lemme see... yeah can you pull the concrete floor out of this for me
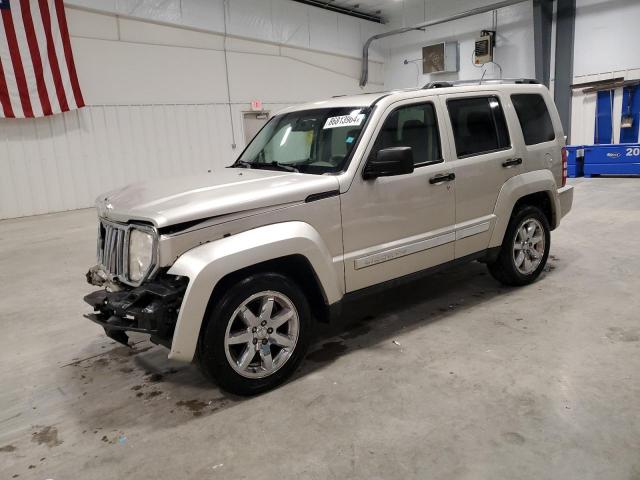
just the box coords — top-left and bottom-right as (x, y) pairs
(1, 178), (639, 480)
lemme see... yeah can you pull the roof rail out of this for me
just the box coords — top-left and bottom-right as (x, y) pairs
(423, 78), (540, 89)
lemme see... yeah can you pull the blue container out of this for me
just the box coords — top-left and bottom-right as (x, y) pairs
(565, 145), (582, 165)
(565, 145), (584, 177)
(567, 163), (583, 178)
(582, 144), (640, 177)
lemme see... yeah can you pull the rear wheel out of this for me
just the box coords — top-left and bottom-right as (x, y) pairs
(197, 272), (312, 395)
(488, 205), (550, 286)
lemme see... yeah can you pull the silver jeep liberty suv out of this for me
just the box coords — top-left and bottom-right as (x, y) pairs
(85, 79), (574, 395)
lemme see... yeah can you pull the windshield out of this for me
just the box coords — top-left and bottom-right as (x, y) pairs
(234, 107), (371, 174)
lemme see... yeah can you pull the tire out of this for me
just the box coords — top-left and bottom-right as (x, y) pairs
(197, 272), (312, 396)
(487, 205), (551, 287)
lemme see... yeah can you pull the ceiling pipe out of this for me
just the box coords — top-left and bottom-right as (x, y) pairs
(359, 0), (529, 87)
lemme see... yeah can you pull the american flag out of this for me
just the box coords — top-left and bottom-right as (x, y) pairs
(0, 0), (84, 118)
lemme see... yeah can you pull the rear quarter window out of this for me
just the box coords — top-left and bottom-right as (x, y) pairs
(511, 94), (556, 145)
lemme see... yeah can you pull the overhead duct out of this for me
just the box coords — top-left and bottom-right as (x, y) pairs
(359, 0), (529, 87)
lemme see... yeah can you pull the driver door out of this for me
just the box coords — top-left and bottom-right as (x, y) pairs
(340, 98), (456, 292)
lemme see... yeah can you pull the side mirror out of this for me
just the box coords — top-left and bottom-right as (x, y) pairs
(363, 147), (414, 180)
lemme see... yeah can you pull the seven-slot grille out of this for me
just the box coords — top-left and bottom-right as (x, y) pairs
(98, 220), (128, 278)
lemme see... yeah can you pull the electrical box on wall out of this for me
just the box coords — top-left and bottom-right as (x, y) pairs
(474, 30), (495, 65)
(422, 42), (459, 74)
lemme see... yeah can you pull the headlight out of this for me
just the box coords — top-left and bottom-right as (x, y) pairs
(128, 228), (155, 282)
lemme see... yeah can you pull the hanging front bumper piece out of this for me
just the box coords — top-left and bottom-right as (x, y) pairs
(83, 271), (188, 348)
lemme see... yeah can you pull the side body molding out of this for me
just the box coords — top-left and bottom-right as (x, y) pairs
(489, 169), (561, 248)
(167, 221), (342, 362)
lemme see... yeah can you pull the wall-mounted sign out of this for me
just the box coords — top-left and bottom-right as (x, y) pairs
(250, 100), (263, 111)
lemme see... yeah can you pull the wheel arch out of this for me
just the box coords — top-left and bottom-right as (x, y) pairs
(489, 170), (561, 248)
(166, 221), (343, 362)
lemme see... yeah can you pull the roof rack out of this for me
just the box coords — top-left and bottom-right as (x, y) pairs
(423, 78), (540, 89)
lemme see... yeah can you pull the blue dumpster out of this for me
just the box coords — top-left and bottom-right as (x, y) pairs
(583, 144), (640, 177)
(565, 145), (583, 177)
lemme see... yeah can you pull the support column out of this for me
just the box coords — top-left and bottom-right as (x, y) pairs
(533, 0), (553, 87)
(554, 0), (576, 137)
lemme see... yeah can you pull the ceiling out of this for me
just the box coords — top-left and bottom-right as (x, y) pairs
(293, 0), (405, 23)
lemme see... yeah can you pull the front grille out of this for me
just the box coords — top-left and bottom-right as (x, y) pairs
(98, 220), (128, 279)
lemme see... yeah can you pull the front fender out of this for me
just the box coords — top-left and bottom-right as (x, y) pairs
(166, 221), (342, 362)
(489, 170), (560, 248)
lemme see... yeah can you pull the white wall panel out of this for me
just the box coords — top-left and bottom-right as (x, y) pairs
(226, 51), (382, 104)
(271, 0), (310, 48)
(0, 105), (235, 219)
(180, 0), (225, 32)
(226, 0), (273, 42)
(64, 7), (119, 40)
(117, 17), (225, 50)
(65, 0), (381, 62)
(72, 37), (229, 105)
(574, 0), (640, 78)
(308, 7), (341, 55)
(116, 0), (182, 23)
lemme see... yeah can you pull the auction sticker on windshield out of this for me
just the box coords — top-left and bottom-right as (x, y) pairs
(324, 113), (365, 129)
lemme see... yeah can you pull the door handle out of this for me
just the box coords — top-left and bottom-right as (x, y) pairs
(502, 157), (523, 168)
(429, 173), (455, 184)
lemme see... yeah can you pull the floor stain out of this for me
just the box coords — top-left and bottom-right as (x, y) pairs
(606, 327), (640, 343)
(31, 426), (62, 448)
(340, 323), (372, 341)
(145, 390), (163, 400)
(0, 444), (16, 452)
(146, 373), (164, 383)
(91, 358), (110, 368)
(176, 400), (208, 416)
(306, 341), (349, 363)
(502, 431), (526, 445)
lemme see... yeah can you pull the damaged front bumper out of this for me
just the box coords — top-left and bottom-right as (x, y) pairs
(84, 273), (188, 348)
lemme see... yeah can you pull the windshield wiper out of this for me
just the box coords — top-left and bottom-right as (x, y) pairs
(230, 160), (253, 169)
(251, 161), (299, 173)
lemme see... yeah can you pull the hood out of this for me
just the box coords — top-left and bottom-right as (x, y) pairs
(97, 169), (340, 228)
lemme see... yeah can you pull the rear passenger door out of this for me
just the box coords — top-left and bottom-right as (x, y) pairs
(439, 92), (521, 258)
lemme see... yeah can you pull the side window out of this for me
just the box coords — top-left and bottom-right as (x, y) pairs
(511, 94), (556, 145)
(371, 103), (442, 166)
(447, 96), (510, 158)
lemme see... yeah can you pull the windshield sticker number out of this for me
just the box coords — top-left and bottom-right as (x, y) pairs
(324, 114), (365, 129)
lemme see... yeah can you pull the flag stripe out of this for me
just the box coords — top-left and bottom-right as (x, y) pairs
(48, 0), (75, 109)
(1, 7), (33, 117)
(37, 0), (68, 112)
(0, 56), (15, 117)
(54, 0), (83, 108)
(31, 2), (60, 113)
(11, 0), (43, 117)
(20, 0), (51, 115)
(0, 15), (24, 117)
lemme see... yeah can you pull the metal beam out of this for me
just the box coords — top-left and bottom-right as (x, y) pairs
(359, 0), (529, 87)
(533, 0), (553, 87)
(554, 0), (576, 137)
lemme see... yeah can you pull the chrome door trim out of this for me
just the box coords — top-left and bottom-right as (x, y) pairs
(455, 220), (491, 240)
(352, 215), (495, 270)
(354, 230), (455, 270)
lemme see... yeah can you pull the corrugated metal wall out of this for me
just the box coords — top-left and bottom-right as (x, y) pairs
(0, 104), (239, 219)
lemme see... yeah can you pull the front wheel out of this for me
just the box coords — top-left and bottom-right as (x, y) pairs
(197, 273), (312, 396)
(488, 205), (551, 286)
